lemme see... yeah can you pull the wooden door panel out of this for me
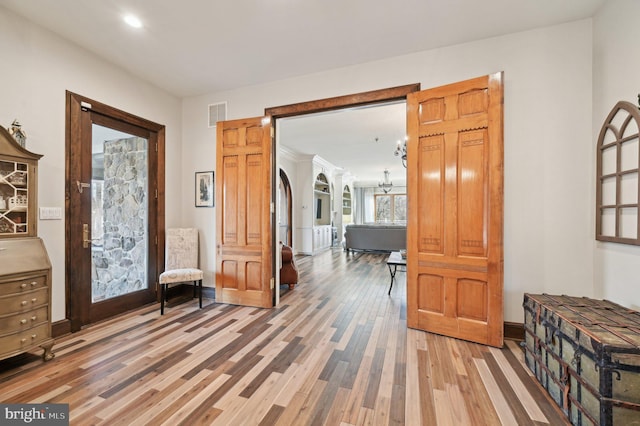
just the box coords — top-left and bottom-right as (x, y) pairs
(221, 260), (238, 289)
(222, 156), (239, 245)
(458, 88), (488, 116)
(418, 135), (444, 254)
(247, 153), (264, 246)
(457, 278), (488, 321)
(216, 117), (273, 308)
(407, 73), (503, 347)
(246, 262), (262, 291)
(417, 274), (444, 313)
(457, 129), (488, 257)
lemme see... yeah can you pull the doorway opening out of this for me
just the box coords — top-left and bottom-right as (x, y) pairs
(279, 168), (292, 247)
(267, 84), (419, 294)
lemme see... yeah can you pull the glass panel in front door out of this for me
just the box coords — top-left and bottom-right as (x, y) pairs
(91, 123), (149, 303)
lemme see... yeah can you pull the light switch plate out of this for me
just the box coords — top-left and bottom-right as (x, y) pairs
(39, 207), (62, 220)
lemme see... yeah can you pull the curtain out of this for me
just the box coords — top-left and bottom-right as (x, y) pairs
(354, 187), (375, 224)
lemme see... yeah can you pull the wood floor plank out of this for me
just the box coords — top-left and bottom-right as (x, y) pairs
(272, 335), (334, 408)
(490, 346), (549, 423)
(390, 312), (407, 426)
(474, 357), (520, 426)
(257, 404), (285, 426)
(500, 343), (570, 426)
(417, 348), (438, 425)
(308, 360), (349, 425)
(482, 350), (537, 426)
(453, 339), (501, 423)
(158, 372), (231, 426)
(339, 353), (373, 424)
(119, 369), (211, 425)
(404, 328), (423, 425)
(0, 250), (567, 426)
(324, 386), (351, 426)
(284, 376), (328, 425)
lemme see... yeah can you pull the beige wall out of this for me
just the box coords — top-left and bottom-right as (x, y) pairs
(182, 19), (594, 323)
(593, 0), (640, 310)
(0, 6), (183, 321)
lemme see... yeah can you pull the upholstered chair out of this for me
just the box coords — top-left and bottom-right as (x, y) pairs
(159, 228), (203, 314)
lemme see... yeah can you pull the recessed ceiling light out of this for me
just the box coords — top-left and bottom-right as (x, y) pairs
(123, 14), (143, 29)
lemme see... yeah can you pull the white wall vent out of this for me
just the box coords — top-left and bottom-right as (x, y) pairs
(208, 102), (227, 127)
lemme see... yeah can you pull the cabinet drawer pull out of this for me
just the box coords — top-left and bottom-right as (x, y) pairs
(21, 300), (28, 306)
(21, 338), (27, 343)
(31, 298), (37, 303)
(31, 334), (37, 339)
(20, 319), (27, 325)
(31, 281), (38, 287)
(20, 283), (27, 289)
(31, 316), (37, 321)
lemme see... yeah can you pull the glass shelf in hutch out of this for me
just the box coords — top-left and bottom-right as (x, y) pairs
(0, 161), (29, 234)
(0, 126), (41, 238)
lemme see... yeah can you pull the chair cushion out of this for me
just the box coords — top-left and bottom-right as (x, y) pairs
(159, 268), (203, 284)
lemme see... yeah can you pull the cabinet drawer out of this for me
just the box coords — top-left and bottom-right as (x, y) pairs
(0, 323), (50, 354)
(0, 288), (48, 315)
(0, 275), (47, 296)
(0, 306), (49, 335)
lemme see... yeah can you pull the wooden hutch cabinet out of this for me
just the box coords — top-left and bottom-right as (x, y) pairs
(0, 125), (54, 361)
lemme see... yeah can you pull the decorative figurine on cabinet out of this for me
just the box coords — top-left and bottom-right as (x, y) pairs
(8, 119), (27, 148)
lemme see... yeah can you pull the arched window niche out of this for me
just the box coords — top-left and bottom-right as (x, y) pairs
(596, 101), (640, 245)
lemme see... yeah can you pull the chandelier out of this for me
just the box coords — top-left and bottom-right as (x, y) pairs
(378, 169), (393, 193)
(394, 139), (407, 168)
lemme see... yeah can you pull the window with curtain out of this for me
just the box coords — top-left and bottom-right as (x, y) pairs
(375, 194), (406, 223)
(354, 186), (375, 224)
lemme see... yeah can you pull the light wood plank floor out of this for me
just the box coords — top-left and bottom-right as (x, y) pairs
(0, 249), (568, 425)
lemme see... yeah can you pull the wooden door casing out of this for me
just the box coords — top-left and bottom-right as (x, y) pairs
(216, 117), (273, 308)
(406, 73), (504, 347)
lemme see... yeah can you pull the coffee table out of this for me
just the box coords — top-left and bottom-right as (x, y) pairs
(386, 251), (406, 295)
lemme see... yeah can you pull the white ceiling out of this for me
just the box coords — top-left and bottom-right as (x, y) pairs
(278, 102), (408, 185)
(0, 0), (605, 184)
(0, 0), (604, 98)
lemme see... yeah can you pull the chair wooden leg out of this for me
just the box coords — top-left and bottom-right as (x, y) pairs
(198, 279), (203, 308)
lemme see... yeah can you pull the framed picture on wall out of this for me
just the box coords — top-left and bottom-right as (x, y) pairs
(195, 171), (214, 207)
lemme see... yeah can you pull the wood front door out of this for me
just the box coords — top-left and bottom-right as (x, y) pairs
(216, 116), (274, 308)
(406, 73), (504, 347)
(66, 92), (164, 331)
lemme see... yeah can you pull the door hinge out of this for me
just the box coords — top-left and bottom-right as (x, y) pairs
(270, 127), (274, 138)
(155, 142), (158, 152)
(155, 188), (158, 199)
(270, 278), (275, 289)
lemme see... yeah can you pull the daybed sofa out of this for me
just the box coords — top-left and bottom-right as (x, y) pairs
(344, 224), (406, 253)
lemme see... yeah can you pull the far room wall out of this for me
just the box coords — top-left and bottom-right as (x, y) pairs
(182, 19), (594, 323)
(592, 0), (640, 310)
